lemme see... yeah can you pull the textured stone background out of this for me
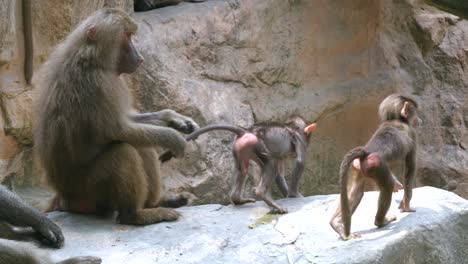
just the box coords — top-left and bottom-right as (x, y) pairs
(0, 0), (467, 207)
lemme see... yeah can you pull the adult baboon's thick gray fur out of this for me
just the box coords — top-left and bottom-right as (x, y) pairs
(34, 8), (198, 225)
(0, 185), (101, 264)
(0, 239), (101, 264)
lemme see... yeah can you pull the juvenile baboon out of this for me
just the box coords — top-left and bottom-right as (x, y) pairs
(134, 0), (205, 11)
(0, 185), (101, 264)
(329, 93), (421, 240)
(161, 116), (317, 213)
(34, 9), (198, 225)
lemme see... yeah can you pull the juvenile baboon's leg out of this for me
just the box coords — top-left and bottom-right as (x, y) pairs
(399, 151), (416, 212)
(255, 160), (287, 214)
(288, 143), (306, 198)
(230, 154), (255, 205)
(354, 158), (403, 192)
(275, 160), (289, 197)
(102, 144), (179, 225)
(371, 161), (398, 227)
(330, 169), (365, 239)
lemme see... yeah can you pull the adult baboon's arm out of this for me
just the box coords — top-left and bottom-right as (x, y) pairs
(129, 109), (198, 134)
(0, 186), (64, 248)
(114, 122), (187, 156)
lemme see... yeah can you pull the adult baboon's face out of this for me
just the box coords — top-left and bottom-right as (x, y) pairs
(118, 32), (144, 74)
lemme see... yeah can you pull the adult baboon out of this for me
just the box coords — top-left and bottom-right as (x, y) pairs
(0, 185), (101, 264)
(34, 8), (198, 225)
(0, 239), (101, 264)
(329, 93), (421, 240)
(161, 116), (317, 213)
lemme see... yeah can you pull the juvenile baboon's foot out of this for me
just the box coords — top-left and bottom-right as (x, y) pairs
(269, 206), (288, 214)
(118, 208), (180, 225)
(57, 256), (102, 264)
(287, 192), (303, 198)
(329, 218), (354, 240)
(232, 197), (256, 205)
(350, 232), (362, 239)
(398, 200), (416, 212)
(393, 181), (403, 192)
(375, 214), (397, 227)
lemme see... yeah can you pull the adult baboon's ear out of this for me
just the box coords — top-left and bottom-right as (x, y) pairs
(400, 101), (410, 119)
(86, 26), (97, 41)
(304, 123), (317, 135)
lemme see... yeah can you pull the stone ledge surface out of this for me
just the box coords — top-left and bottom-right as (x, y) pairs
(47, 187), (468, 264)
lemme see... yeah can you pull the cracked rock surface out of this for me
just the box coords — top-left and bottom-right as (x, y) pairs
(45, 187), (468, 264)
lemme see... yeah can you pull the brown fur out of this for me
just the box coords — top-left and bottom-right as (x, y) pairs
(34, 8), (197, 225)
(329, 93), (420, 240)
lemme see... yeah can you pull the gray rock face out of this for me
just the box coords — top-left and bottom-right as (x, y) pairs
(45, 187), (468, 264)
(0, 0), (467, 206)
(128, 0), (468, 204)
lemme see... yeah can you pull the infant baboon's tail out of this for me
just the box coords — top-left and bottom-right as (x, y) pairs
(159, 124), (247, 163)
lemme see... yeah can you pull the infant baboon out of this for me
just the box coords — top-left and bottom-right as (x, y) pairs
(330, 93), (420, 240)
(34, 9), (198, 225)
(161, 116), (317, 213)
(0, 185), (100, 264)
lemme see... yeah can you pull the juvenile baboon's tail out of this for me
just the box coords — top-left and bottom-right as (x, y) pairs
(159, 124), (247, 163)
(340, 147), (368, 238)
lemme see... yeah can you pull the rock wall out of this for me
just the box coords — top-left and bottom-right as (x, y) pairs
(0, 0), (467, 205)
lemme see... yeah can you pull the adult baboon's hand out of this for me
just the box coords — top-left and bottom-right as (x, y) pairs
(165, 130), (187, 157)
(167, 114), (199, 134)
(34, 219), (64, 248)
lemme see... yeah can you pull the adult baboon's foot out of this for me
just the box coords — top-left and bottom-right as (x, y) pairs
(119, 208), (180, 225)
(158, 193), (191, 208)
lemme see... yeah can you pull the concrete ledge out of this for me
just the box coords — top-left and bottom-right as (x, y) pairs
(47, 187), (468, 264)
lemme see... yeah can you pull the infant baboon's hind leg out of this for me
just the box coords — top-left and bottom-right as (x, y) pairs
(230, 154), (255, 205)
(255, 160), (287, 214)
(106, 144), (179, 225)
